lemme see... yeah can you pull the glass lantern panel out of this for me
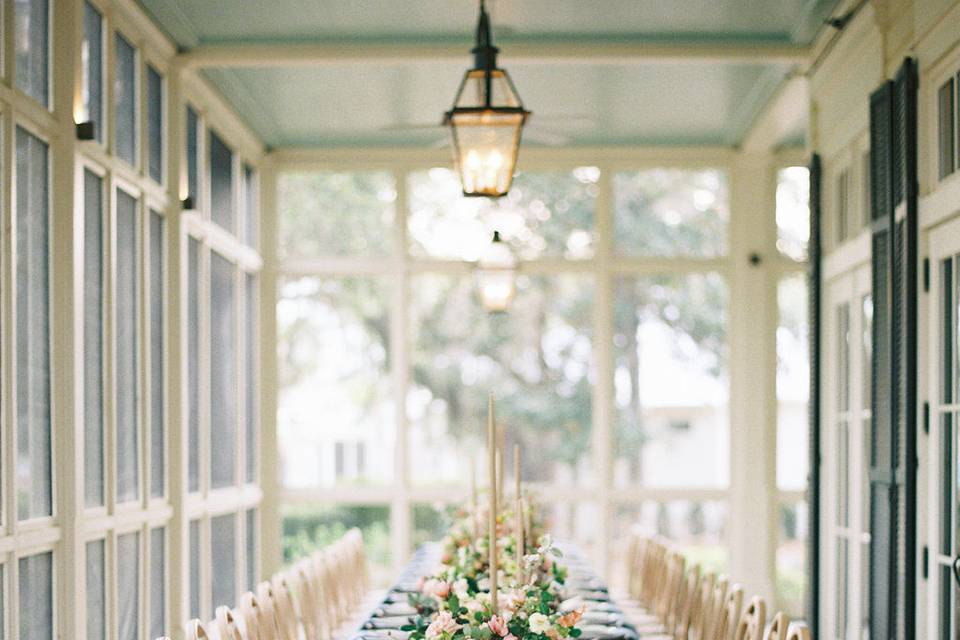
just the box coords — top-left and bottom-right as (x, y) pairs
(454, 69), (522, 109)
(450, 112), (524, 197)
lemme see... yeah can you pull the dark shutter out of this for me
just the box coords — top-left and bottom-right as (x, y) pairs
(806, 153), (822, 637)
(868, 58), (918, 640)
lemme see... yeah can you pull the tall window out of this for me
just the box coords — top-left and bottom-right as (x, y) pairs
(277, 166), (731, 582)
(775, 166), (811, 617)
(114, 33), (138, 166)
(81, 2), (104, 141)
(15, 0), (49, 107)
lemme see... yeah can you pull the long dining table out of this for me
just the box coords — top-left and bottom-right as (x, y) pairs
(349, 543), (642, 640)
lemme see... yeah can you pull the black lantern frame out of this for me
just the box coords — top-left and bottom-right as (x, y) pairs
(443, 0), (531, 198)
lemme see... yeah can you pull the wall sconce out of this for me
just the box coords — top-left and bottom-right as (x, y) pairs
(76, 121), (95, 141)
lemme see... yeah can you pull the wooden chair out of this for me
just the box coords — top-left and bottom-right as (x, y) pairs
(785, 623), (811, 640)
(689, 572), (718, 640)
(634, 549), (686, 634)
(733, 596), (766, 640)
(764, 612), (789, 640)
(185, 620), (212, 640)
(269, 575), (301, 640)
(295, 559), (325, 640)
(240, 591), (271, 640)
(216, 605), (248, 640)
(641, 563), (701, 640)
(711, 584), (742, 640)
(254, 582), (284, 640)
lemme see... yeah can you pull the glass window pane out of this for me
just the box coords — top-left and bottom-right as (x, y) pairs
(613, 500), (727, 585)
(116, 188), (139, 503)
(409, 274), (593, 487)
(189, 520), (201, 619)
(613, 273), (728, 488)
(542, 502), (602, 564)
(279, 171), (395, 259)
(16, 127), (51, 520)
(940, 80), (956, 180)
(209, 131), (234, 231)
(15, 0), (49, 107)
(614, 169), (728, 257)
(84, 169), (104, 507)
(0, 565), (4, 640)
(776, 167), (810, 261)
(186, 107), (199, 203)
(408, 167), (597, 260)
(211, 514), (236, 610)
(245, 274), (257, 484)
(245, 509), (256, 591)
(776, 274), (809, 490)
(114, 33), (137, 165)
(413, 503), (453, 549)
(278, 277), (393, 488)
(188, 237), (200, 493)
(117, 532), (139, 640)
(147, 66), (163, 183)
(18, 552), (52, 640)
(86, 540), (105, 640)
(150, 210), (164, 498)
(81, 2), (103, 141)
(776, 500), (807, 618)
(211, 253), (236, 488)
(282, 504), (390, 586)
(244, 165), (257, 247)
(150, 527), (165, 639)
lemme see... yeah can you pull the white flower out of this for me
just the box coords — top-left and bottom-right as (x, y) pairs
(426, 611), (461, 640)
(477, 577), (491, 592)
(529, 613), (551, 634)
(453, 578), (470, 598)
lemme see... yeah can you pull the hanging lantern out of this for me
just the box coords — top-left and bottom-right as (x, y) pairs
(476, 231), (516, 312)
(444, 0), (530, 198)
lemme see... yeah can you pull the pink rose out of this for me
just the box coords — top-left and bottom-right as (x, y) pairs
(426, 611), (461, 640)
(504, 635), (518, 640)
(488, 615), (509, 637)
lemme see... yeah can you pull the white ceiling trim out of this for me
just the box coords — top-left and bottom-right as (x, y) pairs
(178, 38), (811, 69)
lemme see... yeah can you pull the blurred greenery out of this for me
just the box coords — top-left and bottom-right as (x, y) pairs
(413, 503), (455, 548)
(282, 503), (391, 568)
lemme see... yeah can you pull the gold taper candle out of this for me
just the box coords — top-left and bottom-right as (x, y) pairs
(515, 497), (525, 584)
(496, 425), (505, 500)
(514, 444), (521, 501)
(487, 395), (498, 613)
(470, 455), (479, 542)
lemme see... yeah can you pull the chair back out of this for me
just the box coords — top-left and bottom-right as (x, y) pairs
(270, 575), (301, 640)
(185, 619), (211, 640)
(254, 582), (282, 640)
(295, 560), (324, 639)
(216, 605), (247, 640)
(764, 612), (789, 640)
(711, 584), (742, 640)
(785, 623), (811, 640)
(733, 596), (766, 640)
(688, 572), (716, 640)
(655, 550), (686, 623)
(671, 564), (701, 639)
(240, 591), (269, 640)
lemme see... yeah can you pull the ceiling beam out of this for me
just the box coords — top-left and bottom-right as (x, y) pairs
(178, 38), (811, 69)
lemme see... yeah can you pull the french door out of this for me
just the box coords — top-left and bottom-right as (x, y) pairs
(930, 214), (960, 639)
(825, 265), (872, 640)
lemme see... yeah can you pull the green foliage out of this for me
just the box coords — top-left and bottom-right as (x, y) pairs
(281, 504), (390, 566)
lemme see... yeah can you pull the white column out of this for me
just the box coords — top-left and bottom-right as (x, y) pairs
(53, 0), (83, 636)
(727, 151), (778, 604)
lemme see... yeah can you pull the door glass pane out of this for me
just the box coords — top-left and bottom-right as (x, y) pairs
(244, 165), (257, 247)
(150, 210), (164, 498)
(245, 509), (256, 590)
(278, 277), (393, 488)
(147, 65), (163, 183)
(942, 413), (953, 556)
(0, 565), (4, 640)
(211, 253), (236, 488)
(409, 274), (593, 487)
(19, 552), (53, 640)
(86, 540), (105, 640)
(408, 167), (596, 260)
(211, 513), (236, 610)
(16, 127), (51, 521)
(114, 33), (137, 165)
(209, 131), (234, 231)
(15, 0), (49, 107)
(245, 273), (257, 483)
(280, 171), (395, 259)
(613, 273), (728, 488)
(943, 258), (954, 404)
(835, 537), (849, 639)
(189, 520), (201, 619)
(186, 106), (199, 203)
(188, 237), (200, 493)
(84, 169), (104, 507)
(116, 188), (139, 503)
(117, 532), (139, 640)
(940, 79), (956, 180)
(941, 565), (954, 640)
(81, 2), (103, 141)
(614, 169), (728, 257)
(777, 274), (809, 490)
(150, 527), (165, 639)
